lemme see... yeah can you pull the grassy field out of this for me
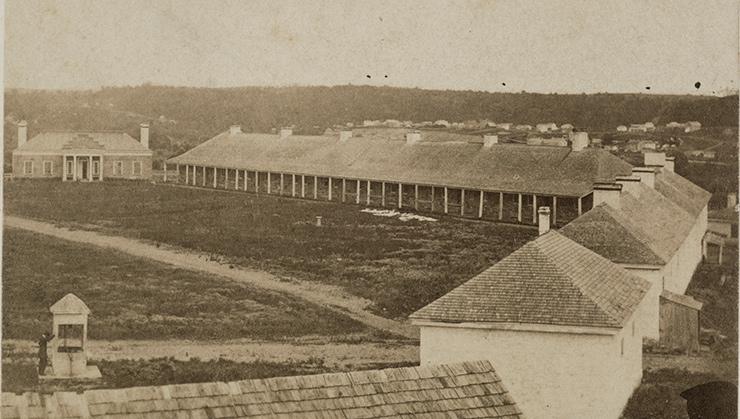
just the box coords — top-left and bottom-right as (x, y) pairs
(4, 180), (536, 318)
(2, 228), (367, 341)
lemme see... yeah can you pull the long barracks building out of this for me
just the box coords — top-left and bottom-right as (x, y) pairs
(167, 126), (636, 226)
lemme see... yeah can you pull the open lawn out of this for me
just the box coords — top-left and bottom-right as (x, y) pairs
(4, 180), (536, 318)
(2, 228), (367, 341)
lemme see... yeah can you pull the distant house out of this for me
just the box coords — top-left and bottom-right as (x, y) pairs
(535, 122), (558, 133)
(687, 149), (717, 160)
(383, 119), (403, 128)
(644, 122), (656, 131)
(496, 122), (513, 130)
(685, 121), (702, 133)
(666, 121), (685, 129)
(11, 121), (152, 181)
(433, 119), (450, 128)
(560, 123), (574, 132)
(412, 230), (650, 419)
(514, 124), (532, 131)
(629, 124), (649, 133)
(617, 125), (628, 132)
(625, 139), (657, 152)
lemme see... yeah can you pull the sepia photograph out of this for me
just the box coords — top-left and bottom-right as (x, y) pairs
(1, 0), (738, 417)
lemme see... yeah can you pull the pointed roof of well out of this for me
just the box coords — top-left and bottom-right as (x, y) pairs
(410, 231), (650, 329)
(49, 293), (91, 315)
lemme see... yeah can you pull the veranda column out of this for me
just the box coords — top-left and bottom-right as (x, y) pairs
(398, 183), (403, 208)
(313, 176), (318, 199)
(73, 156), (78, 181)
(342, 179), (346, 202)
(719, 243), (724, 265)
(267, 172), (271, 194)
(532, 195), (537, 224)
(224, 168), (229, 189)
(235, 169), (239, 190)
(62, 155), (68, 181)
(193, 166), (197, 185)
(301, 175), (305, 197)
(280, 173), (284, 195)
(552, 196), (558, 225)
(292, 174), (296, 196)
(498, 192), (504, 220)
(203, 167), (206, 187)
(99, 155), (104, 181)
(175, 164), (179, 184)
(381, 182), (386, 207)
(444, 187), (448, 214)
(328, 178), (333, 201)
(414, 185), (419, 210)
(366, 180), (371, 205)
(517, 193), (523, 222)
(431, 187), (435, 212)
(478, 191), (484, 219)
(577, 197), (582, 216)
(255, 171), (259, 192)
(213, 167), (217, 188)
(516, 194), (522, 223)
(89, 156), (93, 181)
(355, 180), (360, 204)
(460, 189), (465, 216)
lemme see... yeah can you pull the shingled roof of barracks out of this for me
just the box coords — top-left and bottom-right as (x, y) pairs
(166, 129), (633, 197)
(410, 231), (651, 328)
(1, 360), (523, 419)
(560, 171), (711, 266)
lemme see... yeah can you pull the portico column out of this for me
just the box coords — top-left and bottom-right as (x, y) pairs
(213, 167), (217, 188)
(225, 168), (229, 189)
(175, 164), (179, 183)
(532, 195), (537, 224)
(498, 192), (504, 220)
(398, 183), (403, 208)
(193, 166), (197, 185)
(517, 194), (523, 222)
(235, 170), (239, 190)
(414, 185), (419, 210)
(355, 180), (360, 204)
(292, 174), (296, 196)
(73, 156), (78, 181)
(431, 187), (435, 212)
(313, 176), (318, 199)
(444, 187), (448, 214)
(328, 178), (333, 201)
(381, 182), (386, 207)
(99, 156), (104, 181)
(342, 179), (346, 202)
(62, 155), (68, 181)
(577, 197), (583, 216)
(460, 189), (465, 216)
(203, 167), (206, 187)
(255, 171), (259, 192)
(301, 175), (305, 197)
(267, 172), (271, 194)
(478, 191), (484, 219)
(89, 156), (93, 181)
(163, 162), (167, 182)
(243, 170), (247, 191)
(366, 180), (371, 205)
(280, 173), (284, 195)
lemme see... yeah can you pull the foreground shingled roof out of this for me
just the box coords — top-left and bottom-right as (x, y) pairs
(2, 360), (522, 419)
(410, 231), (650, 329)
(166, 128), (633, 197)
(14, 132), (151, 154)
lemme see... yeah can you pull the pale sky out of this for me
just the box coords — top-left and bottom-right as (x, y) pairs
(4, 0), (739, 94)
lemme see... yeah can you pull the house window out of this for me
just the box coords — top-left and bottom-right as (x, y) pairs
(58, 324), (84, 353)
(92, 160), (100, 176)
(114, 161), (123, 175)
(133, 161), (142, 176)
(43, 161), (53, 176)
(23, 161), (33, 175)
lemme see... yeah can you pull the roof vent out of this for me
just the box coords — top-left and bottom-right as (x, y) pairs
(279, 128), (293, 140)
(570, 132), (589, 152)
(405, 131), (421, 145)
(615, 175), (641, 196)
(229, 125), (242, 135)
(632, 167), (656, 188)
(593, 182), (622, 209)
(17, 120), (28, 148)
(664, 156), (675, 172)
(538, 207), (551, 235)
(644, 152), (666, 168)
(483, 134), (498, 147)
(339, 130), (352, 142)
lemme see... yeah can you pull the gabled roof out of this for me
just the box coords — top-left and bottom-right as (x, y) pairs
(654, 169), (711, 217)
(660, 289), (703, 311)
(410, 231), (650, 329)
(49, 293), (90, 315)
(561, 180), (701, 266)
(14, 131), (151, 154)
(167, 129), (633, 196)
(559, 203), (665, 265)
(1, 360), (522, 419)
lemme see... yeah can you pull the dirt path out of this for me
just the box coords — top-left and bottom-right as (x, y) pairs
(4, 339), (419, 368)
(5, 216), (419, 340)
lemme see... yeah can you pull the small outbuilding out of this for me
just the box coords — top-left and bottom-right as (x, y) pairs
(659, 290), (703, 354)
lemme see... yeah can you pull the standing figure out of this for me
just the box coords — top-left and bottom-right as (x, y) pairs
(37, 332), (55, 375)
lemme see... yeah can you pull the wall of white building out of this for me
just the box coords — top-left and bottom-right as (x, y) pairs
(418, 317), (643, 419)
(664, 205), (708, 294)
(622, 267), (662, 340)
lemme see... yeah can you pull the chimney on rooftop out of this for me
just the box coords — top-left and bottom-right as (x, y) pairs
(229, 125), (242, 135)
(279, 128), (293, 140)
(615, 175), (641, 196)
(632, 167), (656, 188)
(644, 152), (666, 168)
(339, 130), (352, 142)
(139, 123), (149, 149)
(17, 120), (27, 148)
(570, 132), (589, 152)
(664, 156), (675, 172)
(483, 134), (499, 147)
(405, 131), (421, 145)
(538, 207), (551, 235)
(593, 182), (622, 209)
(727, 192), (737, 209)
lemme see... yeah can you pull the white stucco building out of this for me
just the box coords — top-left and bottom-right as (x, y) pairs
(560, 152), (710, 339)
(411, 230), (651, 419)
